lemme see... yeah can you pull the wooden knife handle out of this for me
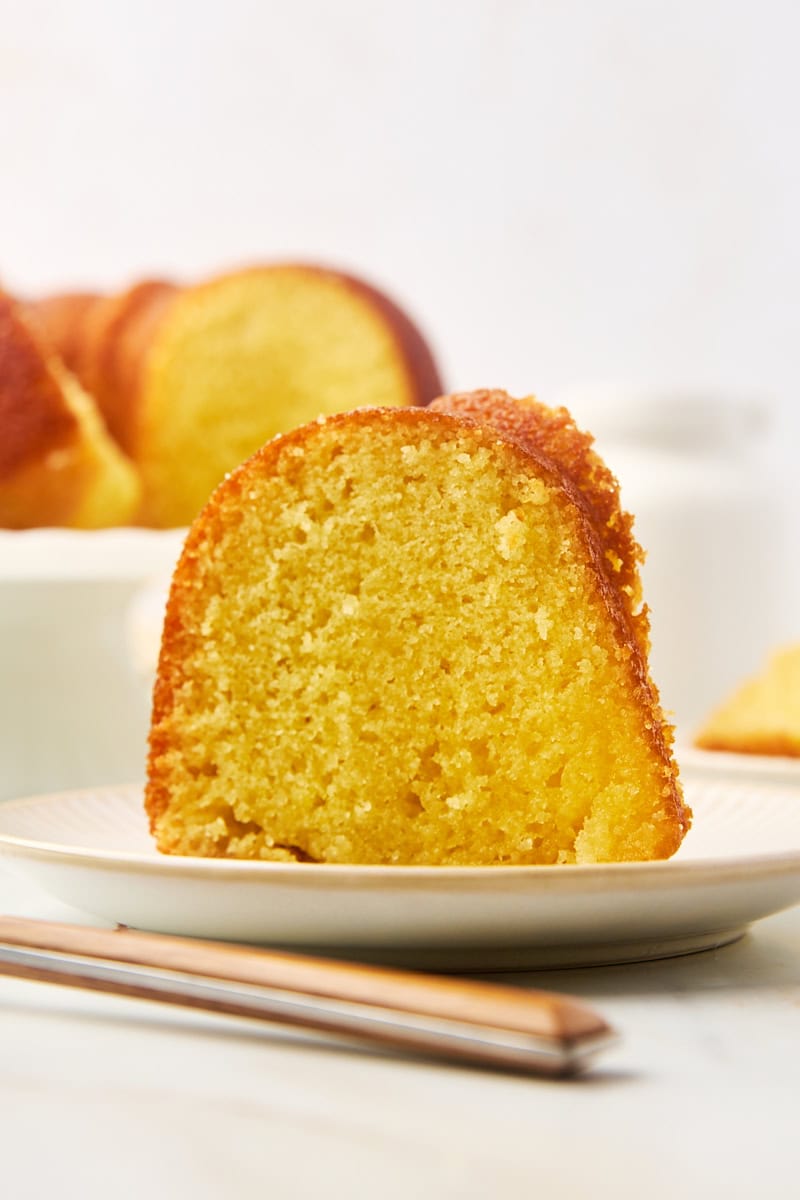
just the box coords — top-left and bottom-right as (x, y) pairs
(0, 915), (615, 1076)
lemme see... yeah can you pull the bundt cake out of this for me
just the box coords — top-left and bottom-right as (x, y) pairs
(0, 292), (141, 529)
(695, 643), (800, 757)
(146, 389), (689, 866)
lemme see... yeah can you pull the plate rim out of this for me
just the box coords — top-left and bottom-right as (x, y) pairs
(2, 784), (800, 894)
(0, 527), (187, 582)
(679, 745), (800, 776)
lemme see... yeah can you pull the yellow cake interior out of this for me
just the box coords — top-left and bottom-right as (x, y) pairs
(149, 411), (682, 865)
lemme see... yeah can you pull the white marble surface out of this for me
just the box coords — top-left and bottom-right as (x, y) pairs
(1, 860), (798, 1198)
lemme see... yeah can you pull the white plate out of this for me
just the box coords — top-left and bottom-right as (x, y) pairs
(679, 746), (800, 787)
(1, 777), (800, 971)
(0, 527), (186, 581)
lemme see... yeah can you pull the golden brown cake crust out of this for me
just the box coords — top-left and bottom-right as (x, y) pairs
(0, 291), (141, 528)
(430, 390), (648, 651)
(94, 280), (178, 453)
(26, 291), (102, 376)
(147, 396), (689, 853)
(0, 293), (77, 478)
(74, 280), (178, 453)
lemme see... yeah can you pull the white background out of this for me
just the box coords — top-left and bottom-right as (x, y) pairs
(2, 0), (797, 421)
(2, 0), (799, 720)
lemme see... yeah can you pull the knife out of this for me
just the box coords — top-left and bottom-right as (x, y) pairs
(0, 914), (615, 1077)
